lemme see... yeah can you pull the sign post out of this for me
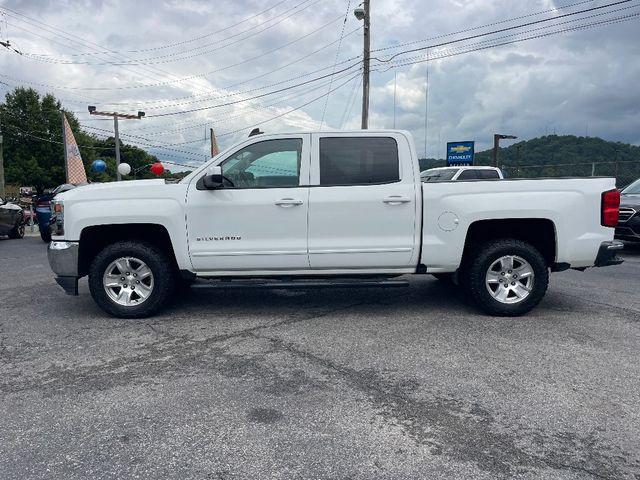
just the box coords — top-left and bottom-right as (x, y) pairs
(446, 141), (475, 166)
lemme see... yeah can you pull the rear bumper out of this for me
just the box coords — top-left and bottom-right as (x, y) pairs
(48, 241), (79, 296)
(594, 240), (624, 267)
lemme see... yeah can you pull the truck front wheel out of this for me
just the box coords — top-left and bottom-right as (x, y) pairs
(88, 241), (175, 318)
(463, 239), (549, 316)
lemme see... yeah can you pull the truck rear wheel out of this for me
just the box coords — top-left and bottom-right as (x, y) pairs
(88, 241), (175, 318)
(463, 239), (548, 316)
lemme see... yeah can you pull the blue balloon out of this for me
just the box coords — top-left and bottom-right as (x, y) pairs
(92, 159), (107, 172)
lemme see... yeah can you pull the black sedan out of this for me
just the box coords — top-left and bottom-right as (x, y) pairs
(0, 198), (25, 239)
(616, 178), (640, 243)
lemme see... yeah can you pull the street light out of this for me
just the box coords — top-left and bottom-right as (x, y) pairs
(354, 1), (370, 129)
(88, 106), (145, 181)
(492, 134), (517, 167)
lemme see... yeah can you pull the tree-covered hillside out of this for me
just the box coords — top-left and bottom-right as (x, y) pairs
(420, 135), (640, 187)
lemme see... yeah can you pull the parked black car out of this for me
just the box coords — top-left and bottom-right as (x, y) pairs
(0, 198), (25, 239)
(615, 178), (640, 243)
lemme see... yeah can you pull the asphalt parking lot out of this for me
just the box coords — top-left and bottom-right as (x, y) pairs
(1, 236), (639, 479)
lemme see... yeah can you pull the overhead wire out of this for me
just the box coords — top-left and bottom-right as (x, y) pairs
(319, 0), (352, 128)
(371, 0), (598, 53)
(374, 6), (640, 68)
(372, 12), (640, 72)
(339, 69), (362, 128)
(11, 0), (324, 66)
(136, 69), (362, 138)
(10, 0), (292, 55)
(0, 2), (363, 133)
(371, 0), (634, 64)
(3, 0), (637, 163)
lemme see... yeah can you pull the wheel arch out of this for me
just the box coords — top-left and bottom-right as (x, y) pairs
(78, 223), (178, 277)
(462, 218), (557, 267)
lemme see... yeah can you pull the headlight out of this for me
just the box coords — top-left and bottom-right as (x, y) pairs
(51, 199), (64, 236)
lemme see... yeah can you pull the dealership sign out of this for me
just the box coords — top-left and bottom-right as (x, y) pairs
(446, 141), (475, 166)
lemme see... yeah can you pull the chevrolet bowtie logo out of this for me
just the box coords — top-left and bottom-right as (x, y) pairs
(451, 145), (471, 153)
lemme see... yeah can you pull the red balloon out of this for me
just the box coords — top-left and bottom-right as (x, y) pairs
(151, 162), (164, 176)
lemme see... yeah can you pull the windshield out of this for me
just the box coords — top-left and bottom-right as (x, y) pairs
(421, 168), (457, 182)
(622, 178), (640, 194)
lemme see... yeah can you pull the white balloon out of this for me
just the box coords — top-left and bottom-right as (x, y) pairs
(117, 163), (131, 176)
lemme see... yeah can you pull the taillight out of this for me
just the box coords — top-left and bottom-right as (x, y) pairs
(601, 189), (620, 227)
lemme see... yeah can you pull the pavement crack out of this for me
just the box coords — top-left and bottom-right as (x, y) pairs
(0, 300), (369, 396)
(257, 335), (635, 479)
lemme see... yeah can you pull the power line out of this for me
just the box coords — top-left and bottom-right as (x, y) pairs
(11, 0), (292, 56)
(375, 7), (640, 68)
(143, 61), (363, 118)
(141, 2), (636, 119)
(319, 0), (352, 128)
(339, 70), (362, 128)
(371, 0), (598, 54)
(2, 113), (204, 158)
(134, 70), (360, 139)
(372, 12), (640, 72)
(85, 70), (361, 147)
(0, 8), (197, 94)
(213, 72), (361, 139)
(10, 0), (324, 66)
(371, 0), (634, 64)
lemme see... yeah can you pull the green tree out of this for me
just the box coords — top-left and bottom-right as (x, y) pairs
(0, 87), (93, 189)
(0, 86), (180, 188)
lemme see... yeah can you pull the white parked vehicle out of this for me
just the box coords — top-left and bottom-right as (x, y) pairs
(48, 130), (623, 318)
(421, 166), (504, 182)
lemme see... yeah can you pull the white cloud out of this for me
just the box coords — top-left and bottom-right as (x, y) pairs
(0, 0), (638, 165)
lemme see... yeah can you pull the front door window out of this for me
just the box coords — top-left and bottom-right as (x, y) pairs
(222, 138), (302, 188)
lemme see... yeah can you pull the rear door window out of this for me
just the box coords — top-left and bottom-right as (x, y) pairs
(319, 137), (399, 186)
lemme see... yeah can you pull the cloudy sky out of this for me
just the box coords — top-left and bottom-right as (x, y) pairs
(1, 0), (639, 168)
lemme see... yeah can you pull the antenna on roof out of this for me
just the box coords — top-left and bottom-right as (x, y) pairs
(248, 128), (264, 137)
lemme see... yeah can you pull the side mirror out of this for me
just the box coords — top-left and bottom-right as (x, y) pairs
(200, 166), (224, 190)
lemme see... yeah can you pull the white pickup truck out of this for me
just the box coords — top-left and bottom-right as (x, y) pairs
(48, 130), (623, 318)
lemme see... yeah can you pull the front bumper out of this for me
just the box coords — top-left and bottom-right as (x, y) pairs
(594, 240), (624, 267)
(48, 241), (79, 295)
(615, 210), (640, 242)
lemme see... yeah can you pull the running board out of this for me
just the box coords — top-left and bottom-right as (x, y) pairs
(191, 278), (409, 290)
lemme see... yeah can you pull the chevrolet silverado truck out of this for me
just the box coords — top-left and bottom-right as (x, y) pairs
(48, 130), (623, 318)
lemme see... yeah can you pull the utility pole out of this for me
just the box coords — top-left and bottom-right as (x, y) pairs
(492, 133), (517, 167)
(354, 0), (370, 129)
(0, 117), (5, 199)
(88, 106), (144, 181)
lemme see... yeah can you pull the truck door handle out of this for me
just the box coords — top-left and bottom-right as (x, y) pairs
(275, 198), (303, 207)
(383, 195), (411, 205)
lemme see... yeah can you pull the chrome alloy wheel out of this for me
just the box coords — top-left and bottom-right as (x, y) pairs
(485, 255), (534, 304)
(103, 256), (154, 306)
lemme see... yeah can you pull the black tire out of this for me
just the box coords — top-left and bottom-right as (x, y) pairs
(8, 222), (25, 239)
(462, 239), (549, 316)
(88, 241), (175, 318)
(40, 228), (51, 243)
